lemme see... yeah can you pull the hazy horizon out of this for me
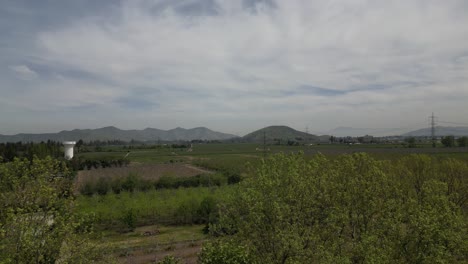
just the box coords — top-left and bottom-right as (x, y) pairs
(1, 0), (468, 135)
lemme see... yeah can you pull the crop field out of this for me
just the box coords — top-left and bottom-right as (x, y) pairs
(77, 143), (468, 164)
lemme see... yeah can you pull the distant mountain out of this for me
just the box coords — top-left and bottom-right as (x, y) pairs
(0, 126), (238, 143)
(242, 126), (329, 143)
(324, 127), (411, 137)
(401, 126), (468, 137)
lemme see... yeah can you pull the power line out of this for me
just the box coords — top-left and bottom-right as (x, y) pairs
(438, 121), (468, 126)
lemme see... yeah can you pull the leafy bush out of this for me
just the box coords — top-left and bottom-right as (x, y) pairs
(122, 172), (139, 192)
(95, 177), (110, 195)
(211, 153), (468, 263)
(198, 240), (254, 264)
(121, 208), (137, 231)
(0, 157), (105, 263)
(157, 255), (182, 264)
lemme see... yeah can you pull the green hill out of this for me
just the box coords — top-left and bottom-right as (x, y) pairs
(242, 126), (328, 143)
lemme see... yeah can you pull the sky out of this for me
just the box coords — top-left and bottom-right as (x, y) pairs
(1, 0), (468, 136)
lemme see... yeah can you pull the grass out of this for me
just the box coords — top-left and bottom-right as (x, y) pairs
(100, 224), (207, 251)
(76, 186), (232, 228)
(92, 224), (207, 263)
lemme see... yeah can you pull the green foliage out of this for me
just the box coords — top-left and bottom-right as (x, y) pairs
(405, 137), (417, 148)
(122, 172), (139, 192)
(441, 135), (456, 147)
(193, 155), (257, 185)
(198, 196), (218, 225)
(80, 172), (228, 196)
(0, 141), (62, 162)
(0, 157), (107, 263)
(76, 187), (230, 229)
(457, 136), (468, 147)
(402, 180), (467, 263)
(121, 208), (137, 231)
(96, 176), (111, 195)
(157, 255), (182, 264)
(68, 156), (130, 171)
(198, 239), (254, 264)
(211, 153), (468, 263)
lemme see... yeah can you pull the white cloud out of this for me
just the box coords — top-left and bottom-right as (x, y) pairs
(1, 0), (468, 134)
(9, 65), (38, 80)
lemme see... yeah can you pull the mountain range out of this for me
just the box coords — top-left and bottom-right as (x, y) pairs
(0, 126), (237, 143)
(320, 126), (468, 137)
(401, 126), (468, 137)
(321, 127), (413, 137)
(1, 125), (467, 143)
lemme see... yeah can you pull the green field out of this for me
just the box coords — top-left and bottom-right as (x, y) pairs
(76, 142), (468, 166)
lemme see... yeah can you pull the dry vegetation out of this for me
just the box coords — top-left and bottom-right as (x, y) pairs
(74, 163), (211, 192)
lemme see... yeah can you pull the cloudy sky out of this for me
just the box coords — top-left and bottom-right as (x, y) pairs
(1, 0), (467, 136)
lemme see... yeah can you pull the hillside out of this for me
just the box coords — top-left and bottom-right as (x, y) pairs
(242, 126), (328, 143)
(402, 126), (468, 137)
(0, 126), (237, 143)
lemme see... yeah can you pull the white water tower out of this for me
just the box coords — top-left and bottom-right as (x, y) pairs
(63, 141), (76, 160)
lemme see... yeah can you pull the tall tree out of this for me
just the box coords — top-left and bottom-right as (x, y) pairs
(441, 135), (456, 147)
(0, 157), (106, 263)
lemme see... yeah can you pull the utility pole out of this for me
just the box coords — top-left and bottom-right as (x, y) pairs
(430, 112), (436, 148)
(263, 130), (266, 158)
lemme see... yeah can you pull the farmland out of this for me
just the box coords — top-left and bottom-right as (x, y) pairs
(68, 142), (468, 263)
(2, 141), (467, 263)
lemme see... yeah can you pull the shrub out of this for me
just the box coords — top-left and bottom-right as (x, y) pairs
(157, 255), (182, 264)
(198, 240), (253, 264)
(95, 177), (110, 195)
(111, 177), (123, 194)
(122, 172), (140, 192)
(156, 176), (177, 189)
(80, 181), (95, 196)
(121, 208), (137, 231)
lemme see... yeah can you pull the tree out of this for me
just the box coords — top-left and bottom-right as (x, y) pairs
(457, 136), (468, 147)
(405, 137), (417, 148)
(75, 139), (84, 153)
(207, 153), (467, 263)
(0, 157), (107, 263)
(441, 135), (456, 147)
(198, 240), (253, 264)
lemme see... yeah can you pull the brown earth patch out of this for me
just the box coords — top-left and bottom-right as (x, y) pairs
(118, 241), (202, 264)
(74, 163), (212, 192)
